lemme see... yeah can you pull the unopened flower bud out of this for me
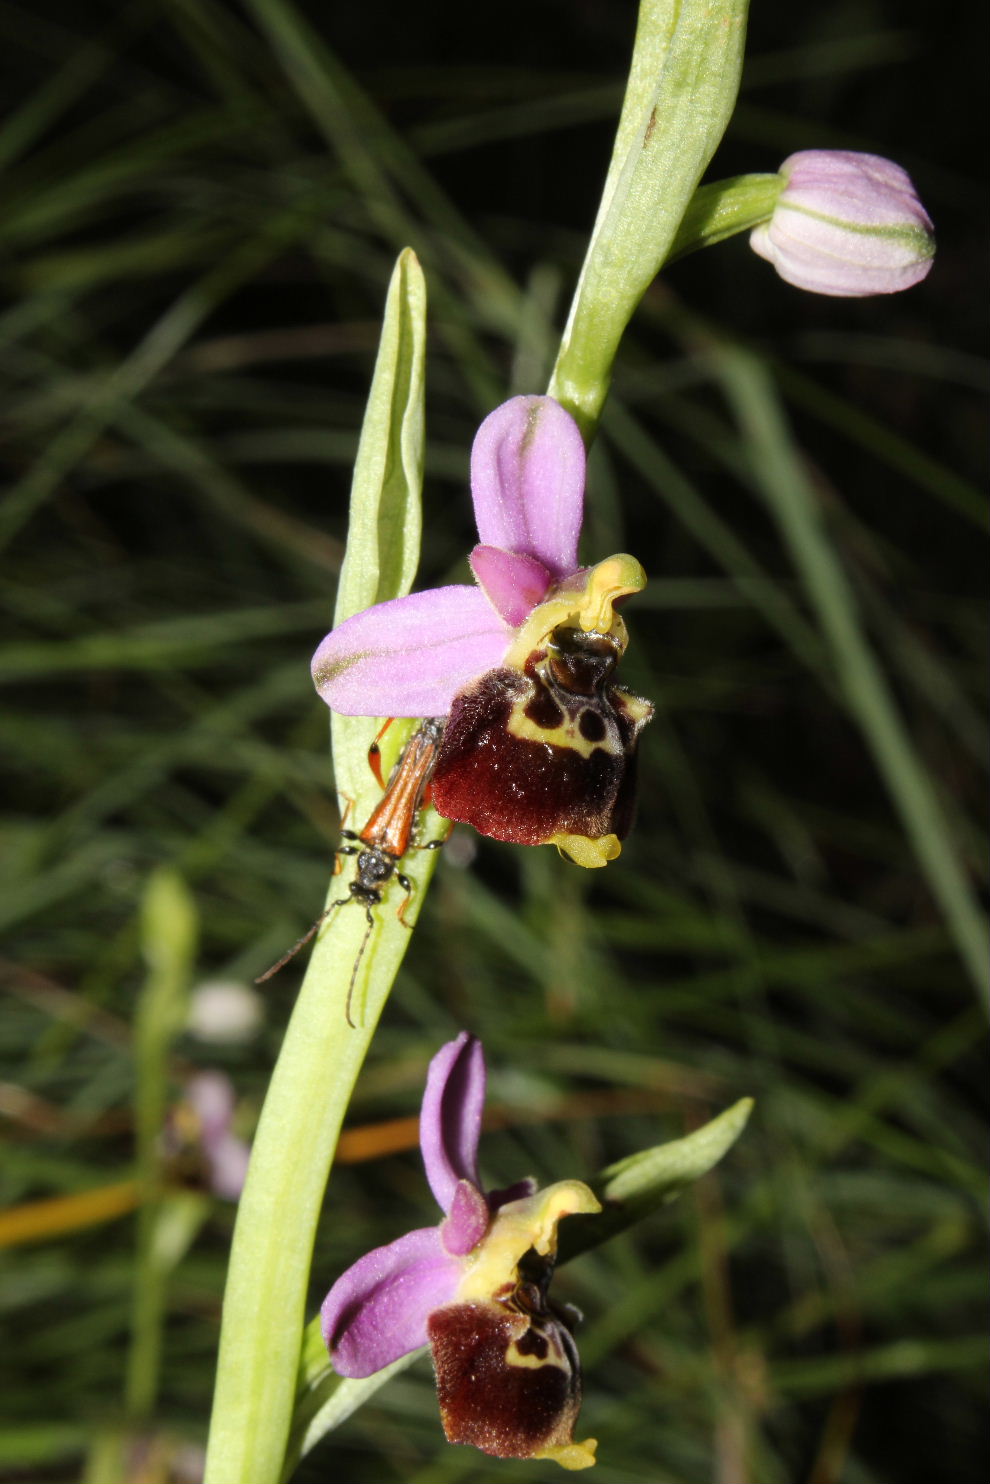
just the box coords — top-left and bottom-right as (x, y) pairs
(750, 150), (934, 297)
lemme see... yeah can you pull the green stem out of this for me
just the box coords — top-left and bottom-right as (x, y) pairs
(665, 173), (782, 262)
(204, 248), (433, 1484)
(548, 0), (750, 440)
(202, 835), (443, 1484)
(125, 869), (197, 1423)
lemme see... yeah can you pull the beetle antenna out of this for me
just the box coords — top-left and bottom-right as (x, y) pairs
(344, 908), (377, 1028)
(254, 899), (344, 984)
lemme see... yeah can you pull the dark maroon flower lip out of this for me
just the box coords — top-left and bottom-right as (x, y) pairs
(428, 1285), (584, 1463)
(430, 624), (653, 854)
(320, 1033), (600, 1467)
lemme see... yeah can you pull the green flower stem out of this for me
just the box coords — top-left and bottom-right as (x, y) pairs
(665, 173), (783, 262)
(125, 869), (197, 1423)
(203, 250), (431, 1484)
(548, 0), (749, 440)
(282, 1346), (422, 1482)
(202, 850), (443, 1484)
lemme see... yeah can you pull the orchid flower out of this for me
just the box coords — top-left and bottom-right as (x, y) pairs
(167, 1071), (251, 1200)
(321, 1032), (601, 1470)
(750, 150), (935, 297)
(313, 396), (653, 867)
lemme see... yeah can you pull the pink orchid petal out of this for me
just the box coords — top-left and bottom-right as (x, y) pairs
(441, 1179), (490, 1256)
(311, 587), (509, 717)
(420, 1032), (486, 1212)
(322, 1226), (460, 1377)
(471, 396), (585, 579)
(469, 545), (552, 626)
(777, 150), (933, 231)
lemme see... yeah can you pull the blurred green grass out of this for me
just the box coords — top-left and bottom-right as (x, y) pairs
(1, 2), (985, 1482)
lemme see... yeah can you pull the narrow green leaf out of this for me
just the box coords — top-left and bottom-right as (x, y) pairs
(202, 251), (431, 1484)
(0, 207), (310, 556)
(332, 248), (426, 625)
(716, 348), (989, 1012)
(331, 246), (427, 806)
(127, 869), (198, 1422)
(0, 1424), (88, 1468)
(548, 0), (750, 437)
(139, 866), (198, 990)
(600, 1096), (755, 1201)
(560, 1097), (754, 1260)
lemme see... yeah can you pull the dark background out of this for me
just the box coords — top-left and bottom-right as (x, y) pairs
(1, 3), (986, 1482)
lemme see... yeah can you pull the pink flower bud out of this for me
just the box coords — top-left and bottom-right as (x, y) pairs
(750, 150), (935, 297)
